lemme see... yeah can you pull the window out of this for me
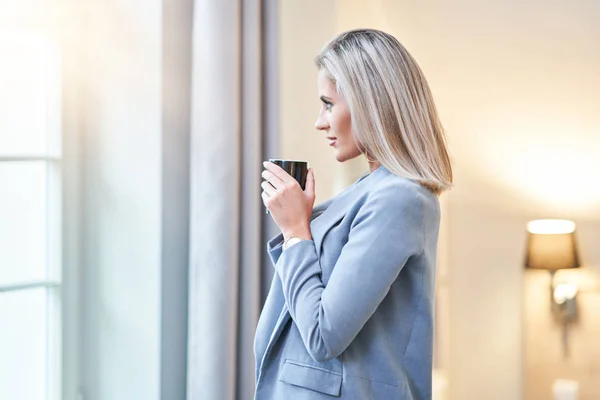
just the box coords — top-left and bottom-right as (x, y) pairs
(0, 32), (63, 400)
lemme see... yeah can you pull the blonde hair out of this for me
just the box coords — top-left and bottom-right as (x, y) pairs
(315, 29), (453, 194)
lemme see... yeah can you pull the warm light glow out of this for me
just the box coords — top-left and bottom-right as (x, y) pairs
(526, 219), (576, 234)
(448, 108), (600, 217)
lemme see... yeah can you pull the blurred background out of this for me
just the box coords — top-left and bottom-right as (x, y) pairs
(1, 0), (599, 399)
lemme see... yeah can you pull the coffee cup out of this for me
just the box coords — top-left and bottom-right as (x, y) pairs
(264, 159), (309, 214)
(268, 159), (309, 190)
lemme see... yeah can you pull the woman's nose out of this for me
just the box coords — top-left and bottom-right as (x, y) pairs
(315, 115), (329, 131)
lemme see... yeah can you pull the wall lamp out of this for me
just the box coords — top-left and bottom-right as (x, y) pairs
(524, 219), (581, 357)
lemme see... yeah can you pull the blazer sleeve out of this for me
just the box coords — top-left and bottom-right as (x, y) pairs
(267, 233), (284, 267)
(266, 201), (332, 268)
(274, 183), (426, 362)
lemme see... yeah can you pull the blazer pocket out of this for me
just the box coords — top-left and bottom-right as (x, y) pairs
(279, 359), (342, 397)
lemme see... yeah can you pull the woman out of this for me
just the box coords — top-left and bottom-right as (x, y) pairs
(255, 29), (452, 400)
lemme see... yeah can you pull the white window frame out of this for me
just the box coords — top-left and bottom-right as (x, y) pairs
(0, 33), (64, 400)
(0, 158), (63, 400)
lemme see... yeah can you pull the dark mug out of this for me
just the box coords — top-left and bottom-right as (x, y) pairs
(264, 159), (309, 214)
(268, 159), (309, 190)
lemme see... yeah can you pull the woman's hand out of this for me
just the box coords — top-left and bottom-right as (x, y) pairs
(261, 161), (315, 240)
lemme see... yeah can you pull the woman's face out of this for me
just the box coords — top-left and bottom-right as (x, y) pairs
(315, 70), (362, 163)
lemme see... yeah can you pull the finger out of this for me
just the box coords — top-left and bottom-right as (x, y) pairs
(263, 161), (293, 183)
(261, 170), (285, 189)
(261, 180), (277, 197)
(261, 191), (270, 208)
(305, 168), (315, 198)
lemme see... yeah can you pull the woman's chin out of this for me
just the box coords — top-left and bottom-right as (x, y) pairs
(334, 152), (347, 162)
(334, 150), (361, 163)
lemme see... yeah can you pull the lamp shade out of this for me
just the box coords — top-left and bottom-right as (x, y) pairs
(524, 219), (580, 270)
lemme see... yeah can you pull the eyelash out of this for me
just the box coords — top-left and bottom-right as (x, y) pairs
(323, 101), (333, 111)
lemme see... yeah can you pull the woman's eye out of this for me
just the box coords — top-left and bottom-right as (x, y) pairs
(320, 96), (333, 111)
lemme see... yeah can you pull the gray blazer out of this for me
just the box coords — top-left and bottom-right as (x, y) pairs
(254, 166), (440, 400)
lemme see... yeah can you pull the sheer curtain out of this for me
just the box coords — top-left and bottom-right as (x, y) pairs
(186, 0), (279, 399)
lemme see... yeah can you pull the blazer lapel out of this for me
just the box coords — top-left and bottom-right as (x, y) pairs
(311, 167), (385, 258)
(257, 283), (291, 375)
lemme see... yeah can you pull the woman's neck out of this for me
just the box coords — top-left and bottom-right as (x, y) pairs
(368, 161), (382, 173)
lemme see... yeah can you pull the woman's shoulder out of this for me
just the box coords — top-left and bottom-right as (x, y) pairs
(350, 170), (437, 246)
(367, 168), (437, 209)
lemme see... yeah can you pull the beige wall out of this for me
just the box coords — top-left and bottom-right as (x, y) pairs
(410, 1), (600, 399)
(525, 266), (600, 400)
(279, 0), (374, 203)
(279, 0), (337, 204)
(279, 1), (600, 399)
